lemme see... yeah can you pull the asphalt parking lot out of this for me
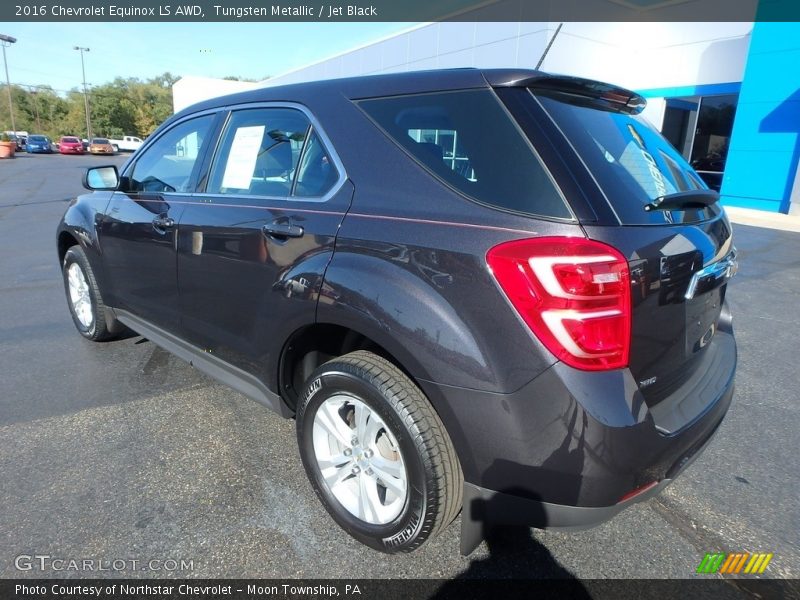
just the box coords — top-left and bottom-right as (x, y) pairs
(0, 152), (797, 580)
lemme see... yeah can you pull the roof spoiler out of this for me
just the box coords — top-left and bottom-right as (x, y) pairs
(485, 71), (647, 115)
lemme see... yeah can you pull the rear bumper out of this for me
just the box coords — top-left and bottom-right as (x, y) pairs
(460, 382), (727, 527)
(418, 329), (735, 550)
(463, 478), (668, 532)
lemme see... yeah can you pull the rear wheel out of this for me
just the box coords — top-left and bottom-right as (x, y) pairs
(296, 350), (463, 553)
(62, 245), (116, 341)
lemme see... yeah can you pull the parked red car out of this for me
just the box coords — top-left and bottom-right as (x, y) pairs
(59, 136), (84, 155)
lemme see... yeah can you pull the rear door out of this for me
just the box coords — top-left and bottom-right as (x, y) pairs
(176, 104), (352, 378)
(499, 84), (736, 429)
(99, 114), (216, 331)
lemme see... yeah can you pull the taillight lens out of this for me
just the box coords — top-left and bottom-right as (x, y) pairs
(486, 237), (631, 371)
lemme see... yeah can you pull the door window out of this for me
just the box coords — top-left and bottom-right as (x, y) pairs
(208, 108), (310, 197)
(129, 115), (215, 193)
(293, 132), (339, 197)
(207, 107), (340, 199)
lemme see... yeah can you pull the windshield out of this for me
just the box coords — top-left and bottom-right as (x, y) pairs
(29, 135), (46, 142)
(92, 138), (109, 144)
(63, 137), (79, 143)
(533, 90), (722, 225)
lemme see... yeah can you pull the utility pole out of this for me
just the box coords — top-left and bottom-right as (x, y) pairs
(73, 46), (92, 140)
(0, 33), (17, 136)
(30, 87), (41, 131)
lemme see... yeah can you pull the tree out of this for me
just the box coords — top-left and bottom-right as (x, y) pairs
(1, 72), (260, 139)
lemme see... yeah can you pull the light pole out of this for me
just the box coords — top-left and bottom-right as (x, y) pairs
(73, 46), (91, 140)
(0, 33), (17, 136)
(29, 87), (41, 131)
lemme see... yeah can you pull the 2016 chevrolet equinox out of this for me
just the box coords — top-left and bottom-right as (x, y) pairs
(57, 69), (737, 555)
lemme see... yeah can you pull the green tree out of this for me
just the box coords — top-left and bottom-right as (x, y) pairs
(2, 72), (260, 141)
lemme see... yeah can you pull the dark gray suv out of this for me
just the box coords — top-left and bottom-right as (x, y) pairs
(57, 68), (737, 554)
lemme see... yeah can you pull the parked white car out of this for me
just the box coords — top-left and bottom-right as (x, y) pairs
(108, 135), (144, 152)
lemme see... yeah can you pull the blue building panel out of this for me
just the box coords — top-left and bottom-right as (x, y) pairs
(722, 20), (800, 213)
(637, 82), (741, 99)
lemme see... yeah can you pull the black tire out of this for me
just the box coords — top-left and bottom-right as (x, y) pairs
(62, 245), (116, 341)
(296, 350), (463, 553)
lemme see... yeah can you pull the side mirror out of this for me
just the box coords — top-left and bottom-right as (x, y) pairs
(83, 165), (120, 191)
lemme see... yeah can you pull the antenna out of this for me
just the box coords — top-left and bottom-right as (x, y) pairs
(535, 23), (563, 70)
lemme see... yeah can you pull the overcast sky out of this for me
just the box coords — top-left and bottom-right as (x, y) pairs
(0, 22), (417, 93)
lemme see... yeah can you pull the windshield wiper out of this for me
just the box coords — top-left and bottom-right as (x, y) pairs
(644, 190), (719, 212)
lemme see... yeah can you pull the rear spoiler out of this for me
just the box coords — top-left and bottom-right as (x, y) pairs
(485, 71), (646, 115)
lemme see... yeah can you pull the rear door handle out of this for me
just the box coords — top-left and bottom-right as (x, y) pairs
(152, 216), (175, 230)
(262, 220), (304, 239)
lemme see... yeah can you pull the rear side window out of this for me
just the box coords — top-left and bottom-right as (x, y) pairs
(295, 132), (339, 197)
(358, 90), (571, 220)
(533, 91), (721, 225)
(207, 107), (340, 199)
(208, 108), (309, 197)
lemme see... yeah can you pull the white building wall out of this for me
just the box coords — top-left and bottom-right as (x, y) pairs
(173, 75), (258, 112)
(261, 22), (752, 95)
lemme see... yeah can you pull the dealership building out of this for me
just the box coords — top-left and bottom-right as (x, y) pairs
(173, 21), (800, 215)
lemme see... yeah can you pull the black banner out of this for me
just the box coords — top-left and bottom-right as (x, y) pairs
(2, 579), (798, 600)
(3, 0), (800, 23)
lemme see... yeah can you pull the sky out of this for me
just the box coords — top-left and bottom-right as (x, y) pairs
(0, 22), (417, 94)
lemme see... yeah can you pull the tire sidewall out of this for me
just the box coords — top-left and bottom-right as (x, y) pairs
(62, 248), (98, 339)
(298, 369), (429, 553)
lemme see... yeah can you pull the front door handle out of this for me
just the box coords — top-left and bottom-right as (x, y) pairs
(152, 215), (175, 230)
(262, 220), (304, 239)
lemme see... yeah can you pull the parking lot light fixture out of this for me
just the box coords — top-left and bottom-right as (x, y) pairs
(0, 33), (17, 137)
(73, 46), (92, 141)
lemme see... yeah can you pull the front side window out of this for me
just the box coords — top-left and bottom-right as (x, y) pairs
(358, 90), (570, 219)
(129, 115), (214, 193)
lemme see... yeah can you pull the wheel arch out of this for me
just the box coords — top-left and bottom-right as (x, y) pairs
(278, 322), (421, 414)
(57, 229), (80, 263)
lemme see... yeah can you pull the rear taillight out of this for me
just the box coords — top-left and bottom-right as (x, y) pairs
(486, 237), (631, 371)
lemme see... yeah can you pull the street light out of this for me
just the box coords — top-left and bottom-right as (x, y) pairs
(73, 46), (92, 140)
(0, 33), (17, 137)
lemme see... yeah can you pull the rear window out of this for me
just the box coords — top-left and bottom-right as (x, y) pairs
(533, 91), (721, 225)
(358, 90), (571, 220)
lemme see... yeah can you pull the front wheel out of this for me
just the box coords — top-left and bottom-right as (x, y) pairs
(296, 351), (463, 553)
(62, 245), (116, 341)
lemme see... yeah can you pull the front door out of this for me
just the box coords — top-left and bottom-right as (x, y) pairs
(100, 114), (216, 331)
(176, 106), (351, 380)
